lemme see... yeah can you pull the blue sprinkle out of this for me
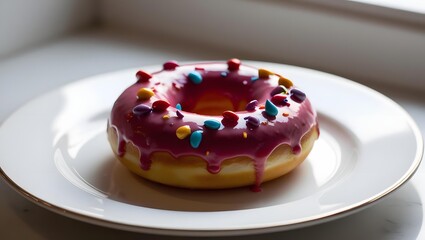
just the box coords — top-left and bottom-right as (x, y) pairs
(220, 71), (228, 77)
(265, 99), (278, 116)
(251, 76), (259, 82)
(204, 119), (221, 130)
(188, 71), (202, 84)
(176, 103), (182, 110)
(190, 130), (203, 148)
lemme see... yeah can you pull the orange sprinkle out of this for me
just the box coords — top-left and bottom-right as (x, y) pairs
(206, 151), (210, 156)
(243, 132), (248, 139)
(258, 68), (274, 79)
(261, 121), (268, 125)
(282, 112), (289, 117)
(259, 104), (265, 109)
(278, 76), (293, 88)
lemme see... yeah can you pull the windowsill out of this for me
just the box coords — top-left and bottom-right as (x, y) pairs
(290, 0), (425, 27)
(349, 0), (425, 15)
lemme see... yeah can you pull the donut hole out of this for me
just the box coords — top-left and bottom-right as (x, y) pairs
(165, 70), (272, 116)
(184, 92), (248, 115)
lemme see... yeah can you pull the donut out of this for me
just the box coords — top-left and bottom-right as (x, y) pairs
(107, 59), (319, 191)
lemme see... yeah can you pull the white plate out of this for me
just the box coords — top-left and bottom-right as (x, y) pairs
(0, 62), (422, 236)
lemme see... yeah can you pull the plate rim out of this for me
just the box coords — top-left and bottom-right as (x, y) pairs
(0, 61), (423, 236)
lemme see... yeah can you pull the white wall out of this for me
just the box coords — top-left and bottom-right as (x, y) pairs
(99, 0), (425, 91)
(0, 0), (97, 59)
(1, 0), (423, 91)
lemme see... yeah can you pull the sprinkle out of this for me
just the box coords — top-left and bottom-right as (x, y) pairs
(220, 71), (228, 77)
(243, 132), (248, 139)
(245, 100), (258, 111)
(176, 103), (182, 110)
(176, 110), (184, 119)
(190, 130), (203, 148)
(265, 100), (278, 116)
(137, 87), (154, 100)
(162, 115), (170, 120)
(270, 85), (288, 96)
(251, 76), (259, 82)
(163, 60), (179, 70)
(251, 76), (258, 82)
(258, 68), (274, 79)
(205, 151), (210, 156)
(227, 58), (241, 71)
(195, 66), (205, 71)
(282, 112), (289, 117)
(132, 104), (152, 116)
(152, 100), (170, 112)
(261, 121), (268, 125)
(188, 71), (203, 84)
(176, 125), (191, 139)
(271, 94), (288, 106)
(204, 119), (221, 130)
(290, 89), (306, 103)
(244, 116), (260, 128)
(259, 104), (265, 109)
(221, 111), (238, 128)
(278, 76), (293, 88)
(222, 111), (239, 122)
(136, 70), (152, 83)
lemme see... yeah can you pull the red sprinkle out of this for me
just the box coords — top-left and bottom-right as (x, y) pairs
(227, 58), (241, 71)
(271, 94), (287, 106)
(195, 67), (205, 71)
(222, 110), (239, 122)
(152, 100), (170, 112)
(163, 60), (179, 70)
(136, 70), (152, 83)
(221, 110), (239, 127)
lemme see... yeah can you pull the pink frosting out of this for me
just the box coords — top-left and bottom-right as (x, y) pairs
(109, 60), (318, 190)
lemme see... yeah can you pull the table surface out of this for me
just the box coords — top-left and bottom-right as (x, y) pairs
(1, 28), (424, 240)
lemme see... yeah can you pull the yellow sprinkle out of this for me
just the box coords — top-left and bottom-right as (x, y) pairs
(137, 87), (155, 100)
(205, 151), (210, 156)
(243, 132), (248, 139)
(162, 115), (170, 120)
(176, 125), (191, 139)
(258, 68), (274, 79)
(278, 76), (293, 88)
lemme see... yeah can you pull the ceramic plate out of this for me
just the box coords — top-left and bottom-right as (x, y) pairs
(0, 62), (422, 236)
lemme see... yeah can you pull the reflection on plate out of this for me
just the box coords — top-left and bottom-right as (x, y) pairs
(0, 62), (422, 236)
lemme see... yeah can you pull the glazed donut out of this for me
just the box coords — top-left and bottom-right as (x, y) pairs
(108, 59), (319, 191)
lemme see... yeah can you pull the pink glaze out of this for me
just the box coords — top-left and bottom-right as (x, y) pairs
(109, 60), (318, 189)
